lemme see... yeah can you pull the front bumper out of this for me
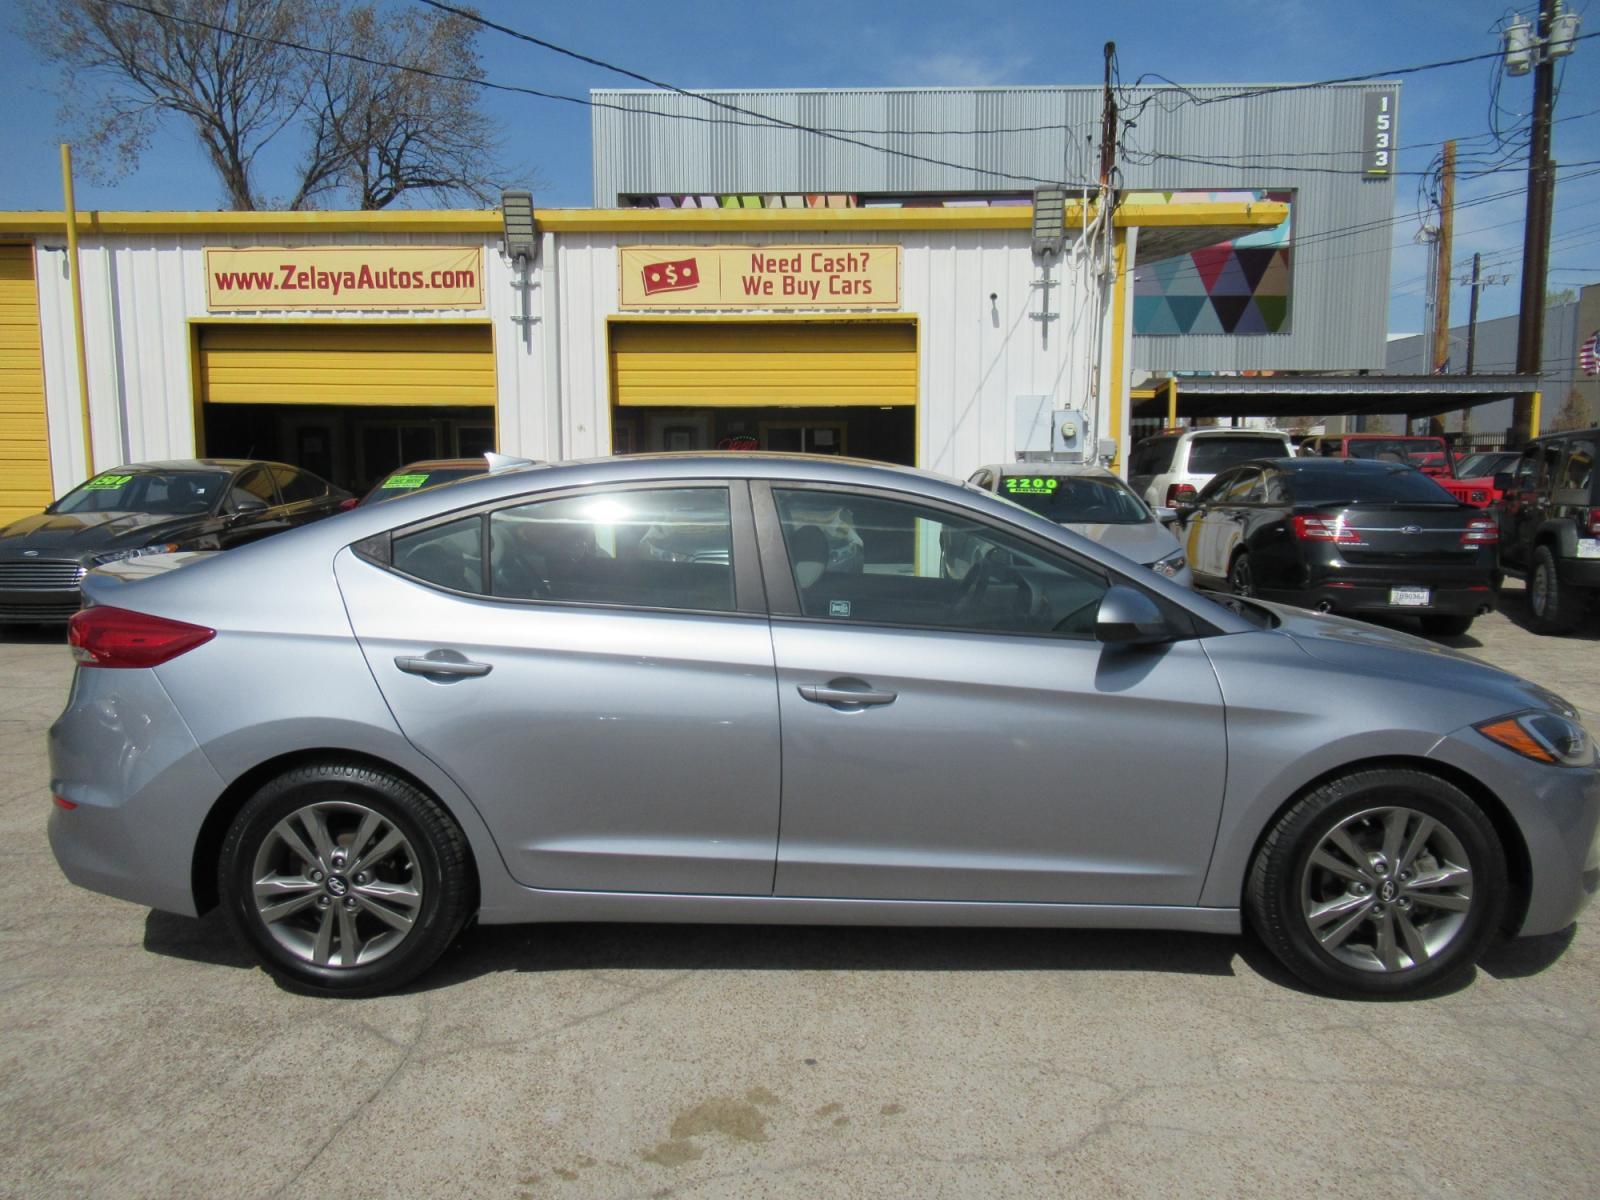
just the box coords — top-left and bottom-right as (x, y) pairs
(0, 571), (85, 623)
(48, 665), (226, 916)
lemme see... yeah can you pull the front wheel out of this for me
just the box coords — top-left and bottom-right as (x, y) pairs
(219, 761), (473, 996)
(1246, 768), (1506, 998)
(1529, 545), (1582, 634)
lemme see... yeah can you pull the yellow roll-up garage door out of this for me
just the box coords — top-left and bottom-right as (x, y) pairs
(611, 321), (917, 408)
(0, 246), (52, 524)
(198, 323), (494, 407)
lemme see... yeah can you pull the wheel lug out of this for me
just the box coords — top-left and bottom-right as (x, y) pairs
(344, 896), (359, 910)
(331, 852), (347, 868)
(1371, 904), (1386, 919)
(316, 894), (331, 908)
(1398, 897), (1411, 910)
(354, 872), (369, 886)
(309, 869), (324, 883)
(1354, 882), (1370, 895)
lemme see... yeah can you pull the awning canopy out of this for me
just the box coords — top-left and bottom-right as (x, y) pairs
(1132, 374), (1540, 420)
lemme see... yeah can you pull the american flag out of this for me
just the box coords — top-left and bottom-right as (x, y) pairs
(1581, 329), (1600, 376)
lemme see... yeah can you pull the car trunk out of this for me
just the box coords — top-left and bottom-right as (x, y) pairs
(1306, 502), (1480, 566)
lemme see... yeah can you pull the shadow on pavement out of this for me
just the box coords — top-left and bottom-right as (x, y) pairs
(1480, 924), (1578, 980)
(143, 908), (255, 970)
(1493, 579), (1600, 641)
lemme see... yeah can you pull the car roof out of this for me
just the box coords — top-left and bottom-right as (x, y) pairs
(381, 459), (488, 473)
(973, 463), (1119, 480)
(99, 459), (260, 472)
(1228, 456), (1430, 474)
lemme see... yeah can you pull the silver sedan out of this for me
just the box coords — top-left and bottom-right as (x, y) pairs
(48, 454), (1600, 998)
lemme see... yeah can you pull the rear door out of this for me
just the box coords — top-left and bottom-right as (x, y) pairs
(335, 481), (783, 895)
(755, 482), (1227, 905)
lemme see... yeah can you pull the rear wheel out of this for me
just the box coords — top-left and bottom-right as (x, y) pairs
(1227, 552), (1255, 597)
(219, 761), (472, 996)
(1419, 614), (1473, 637)
(1246, 767), (1505, 998)
(1529, 545), (1582, 635)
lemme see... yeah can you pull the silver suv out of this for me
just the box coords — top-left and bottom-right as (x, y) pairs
(1128, 428), (1295, 509)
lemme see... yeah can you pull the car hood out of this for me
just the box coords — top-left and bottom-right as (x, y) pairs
(1059, 519), (1179, 565)
(1257, 600), (1576, 719)
(0, 511), (195, 557)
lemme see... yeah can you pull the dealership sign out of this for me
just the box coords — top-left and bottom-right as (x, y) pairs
(619, 246), (900, 310)
(204, 246), (484, 311)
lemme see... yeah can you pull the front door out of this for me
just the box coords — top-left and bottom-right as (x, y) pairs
(335, 482), (782, 895)
(757, 484), (1228, 906)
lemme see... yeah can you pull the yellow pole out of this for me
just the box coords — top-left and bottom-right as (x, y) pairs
(1166, 377), (1178, 427)
(61, 144), (95, 478)
(1529, 390), (1542, 437)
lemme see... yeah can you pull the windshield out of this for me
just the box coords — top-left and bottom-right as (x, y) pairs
(53, 470), (229, 515)
(1186, 437), (1287, 474)
(359, 467), (483, 505)
(1343, 438), (1449, 469)
(1291, 467), (1460, 506)
(999, 475), (1151, 524)
(1455, 451), (1514, 478)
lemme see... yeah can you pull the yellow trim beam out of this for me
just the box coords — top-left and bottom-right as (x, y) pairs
(0, 202), (1287, 238)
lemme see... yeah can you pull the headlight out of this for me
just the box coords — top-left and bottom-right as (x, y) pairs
(1476, 711), (1597, 767)
(1150, 551), (1187, 579)
(91, 542), (179, 566)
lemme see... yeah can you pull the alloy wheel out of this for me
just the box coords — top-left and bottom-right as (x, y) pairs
(1531, 561), (1551, 617)
(1299, 805), (1474, 973)
(249, 801), (423, 968)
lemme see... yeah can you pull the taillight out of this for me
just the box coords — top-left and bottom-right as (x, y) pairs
(1292, 514), (1361, 543)
(1589, 508), (1600, 537)
(68, 606), (215, 668)
(1166, 484), (1197, 506)
(1461, 516), (1498, 545)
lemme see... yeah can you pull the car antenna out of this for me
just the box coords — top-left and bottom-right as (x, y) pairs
(483, 451), (539, 473)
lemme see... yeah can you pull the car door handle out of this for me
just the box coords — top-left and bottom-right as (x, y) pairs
(394, 652), (493, 679)
(798, 684), (897, 707)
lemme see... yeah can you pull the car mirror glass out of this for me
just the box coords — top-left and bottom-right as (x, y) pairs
(1095, 585), (1172, 646)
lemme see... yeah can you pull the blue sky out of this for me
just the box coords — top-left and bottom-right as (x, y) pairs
(1, 0), (1596, 341)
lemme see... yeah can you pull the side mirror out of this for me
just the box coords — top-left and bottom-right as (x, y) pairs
(229, 494), (269, 518)
(1492, 472), (1512, 492)
(1095, 585), (1173, 646)
(1154, 505), (1180, 527)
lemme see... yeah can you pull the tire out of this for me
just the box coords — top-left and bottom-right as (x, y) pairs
(1419, 614), (1473, 637)
(219, 760), (473, 997)
(1246, 767), (1506, 998)
(1227, 551), (1255, 597)
(1528, 544), (1582, 635)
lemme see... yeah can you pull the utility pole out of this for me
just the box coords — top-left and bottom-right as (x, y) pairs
(1098, 42), (1118, 189)
(1507, 0), (1582, 440)
(1429, 140), (1456, 435)
(1465, 253), (1483, 375)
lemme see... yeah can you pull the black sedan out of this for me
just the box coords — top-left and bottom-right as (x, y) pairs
(1179, 457), (1501, 636)
(0, 459), (349, 625)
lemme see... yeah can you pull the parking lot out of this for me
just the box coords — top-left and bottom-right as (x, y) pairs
(2, 583), (1596, 1200)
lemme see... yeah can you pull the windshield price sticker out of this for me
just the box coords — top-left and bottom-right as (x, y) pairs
(1005, 477), (1060, 495)
(381, 474), (429, 488)
(84, 474), (133, 490)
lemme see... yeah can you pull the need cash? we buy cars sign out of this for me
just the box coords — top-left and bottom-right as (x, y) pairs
(204, 247), (484, 311)
(619, 246), (901, 310)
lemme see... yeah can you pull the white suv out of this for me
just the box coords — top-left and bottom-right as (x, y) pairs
(1127, 428), (1295, 509)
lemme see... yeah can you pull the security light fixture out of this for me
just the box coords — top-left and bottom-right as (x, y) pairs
(1031, 187), (1067, 257)
(501, 190), (537, 265)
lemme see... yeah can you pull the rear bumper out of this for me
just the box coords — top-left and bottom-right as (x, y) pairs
(1557, 557), (1600, 589)
(1262, 576), (1499, 617)
(48, 666), (226, 916)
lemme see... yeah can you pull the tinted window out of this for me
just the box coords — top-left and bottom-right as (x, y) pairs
(1287, 467), (1459, 506)
(228, 467), (279, 511)
(1345, 438), (1448, 469)
(1129, 438), (1176, 477)
(773, 488), (1108, 638)
(1185, 437), (1284, 474)
(1541, 441), (1564, 487)
(53, 470), (227, 515)
(489, 487), (734, 612)
(1220, 470), (1265, 503)
(271, 465), (329, 504)
(999, 474), (1150, 524)
(1195, 468), (1244, 505)
(393, 516), (484, 593)
(1514, 447), (1541, 485)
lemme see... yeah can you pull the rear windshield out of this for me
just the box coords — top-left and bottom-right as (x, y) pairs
(53, 470), (229, 515)
(1185, 437), (1286, 474)
(999, 475), (1150, 524)
(359, 467), (482, 505)
(1343, 438), (1448, 467)
(1290, 467), (1460, 506)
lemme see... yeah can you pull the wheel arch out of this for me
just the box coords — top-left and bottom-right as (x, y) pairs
(1238, 754), (1531, 936)
(190, 748), (482, 917)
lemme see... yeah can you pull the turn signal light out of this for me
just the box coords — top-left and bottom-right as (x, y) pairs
(1476, 717), (1556, 763)
(1292, 515), (1361, 543)
(68, 606), (215, 669)
(1460, 517), (1498, 545)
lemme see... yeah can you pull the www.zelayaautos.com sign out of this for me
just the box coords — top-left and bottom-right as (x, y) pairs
(204, 246), (484, 311)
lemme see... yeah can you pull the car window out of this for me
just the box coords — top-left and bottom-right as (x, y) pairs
(1561, 439), (1594, 492)
(271, 465), (328, 504)
(1264, 471), (1292, 505)
(488, 487), (735, 612)
(53, 469), (227, 515)
(393, 516), (485, 594)
(227, 467), (279, 512)
(772, 488), (1109, 638)
(1185, 437), (1284, 474)
(1288, 467), (1458, 505)
(1541, 441), (1565, 489)
(1129, 438), (1176, 477)
(1514, 446), (1541, 485)
(1195, 468), (1243, 505)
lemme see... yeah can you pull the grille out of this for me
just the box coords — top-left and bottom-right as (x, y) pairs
(0, 561), (88, 591)
(0, 601), (82, 622)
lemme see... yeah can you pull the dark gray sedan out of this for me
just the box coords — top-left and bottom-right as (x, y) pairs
(47, 454), (1599, 998)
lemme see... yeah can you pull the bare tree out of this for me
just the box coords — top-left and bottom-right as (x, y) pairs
(22, 0), (523, 210)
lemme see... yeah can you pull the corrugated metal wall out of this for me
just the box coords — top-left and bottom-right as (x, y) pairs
(592, 84), (1398, 372)
(31, 232), (548, 492)
(553, 227), (1111, 479)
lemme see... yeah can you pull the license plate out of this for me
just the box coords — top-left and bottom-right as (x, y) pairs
(1578, 538), (1600, 560)
(1389, 586), (1431, 607)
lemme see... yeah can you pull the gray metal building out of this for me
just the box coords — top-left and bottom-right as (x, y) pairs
(592, 84), (1401, 374)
